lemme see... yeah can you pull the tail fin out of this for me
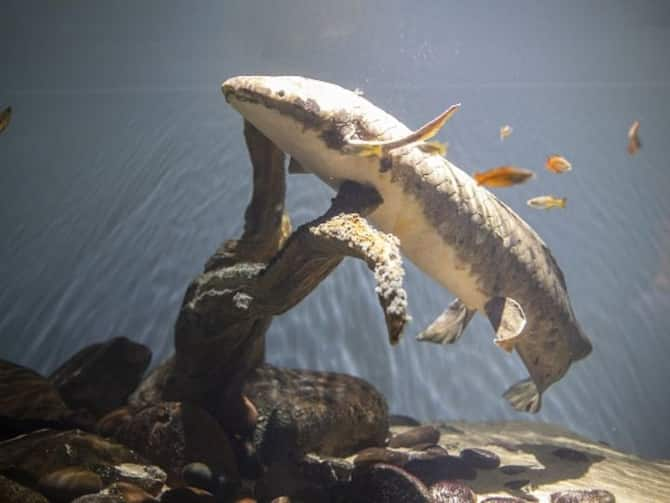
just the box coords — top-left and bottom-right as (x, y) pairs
(503, 378), (542, 413)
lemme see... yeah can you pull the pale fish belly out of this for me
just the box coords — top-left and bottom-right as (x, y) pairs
(232, 100), (488, 310)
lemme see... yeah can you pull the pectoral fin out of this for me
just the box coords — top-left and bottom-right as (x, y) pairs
(343, 103), (460, 158)
(503, 378), (542, 413)
(484, 296), (527, 352)
(416, 298), (476, 345)
(288, 157), (309, 174)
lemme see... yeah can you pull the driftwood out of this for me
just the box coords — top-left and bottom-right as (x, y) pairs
(131, 121), (409, 428)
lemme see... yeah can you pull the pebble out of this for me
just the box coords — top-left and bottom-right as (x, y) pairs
(503, 479), (530, 490)
(499, 465), (527, 475)
(552, 448), (590, 463)
(182, 462), (217, 493)
(388, 426), (441, 448)
(389, 415), (422, 427)
(429, 480), (477, 502)
(405, 454), (477, 485)
(550, 489), (615, 502)
(38, 466), (103, 503)
(160, 486), (216, 503)
(459, 448), (501, 470)
(351, 463), (432, 502)
(480, 498), (528, 502)
(354, 447), (410, 467)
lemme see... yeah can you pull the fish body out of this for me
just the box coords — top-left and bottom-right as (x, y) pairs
(473, 166), (535, 188)
(527, 196), (567, 210)
(0, 106), (12, 134)
(545, 155), (572, 174)
(222, 76), (591, 411)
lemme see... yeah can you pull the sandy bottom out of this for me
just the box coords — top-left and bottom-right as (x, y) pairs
(394, 421), (670, 503)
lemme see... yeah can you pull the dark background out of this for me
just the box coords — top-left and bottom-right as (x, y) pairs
(2, 1), (669, 458)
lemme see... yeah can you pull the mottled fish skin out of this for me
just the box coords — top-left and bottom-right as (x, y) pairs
(222, 76), (592, 402)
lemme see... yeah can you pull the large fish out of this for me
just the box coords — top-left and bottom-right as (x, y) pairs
(222, 76), (592, 412)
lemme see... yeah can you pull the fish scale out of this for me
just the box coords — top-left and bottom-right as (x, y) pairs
(222, 75), (592, 412)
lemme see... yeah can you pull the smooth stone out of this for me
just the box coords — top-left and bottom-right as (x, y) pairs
(552, 448), (590, 463)
(71, 495), (124, 503)
(353, 447), (410, 468)
(388, 425), (441, 449)
(460, 448), (501, 469)
(350, 463), (432, 503)
(429, 480), (477, 503)
(0, 429), (145, 483)
(0, 474), (49, 503)
(389, 414), (422, 427)
(404, 454), (477, 486)
(96, 407), (133, 439)
(0, 359), (73, 433)
(91, 463), (166, 496)
(37, 466), (103, 503)
(160, 486), (216, 503)
(114, 401), (238, 484)
(49, 337), (151, 417)
(550, 489), (616, 502)
(499, 465), (528, 475)
(503, 479), (530, 490)
(480, 498), (528, 502)
(182, 462), (216, 493)
(105, 482), (157, 503)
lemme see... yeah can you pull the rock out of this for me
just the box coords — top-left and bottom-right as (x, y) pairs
(96, 407), (133, 439)
(429, 480), (477, 502)
(404, 452), (476, 486)
(182, 462), (216, 493)
(0, 474), (49, 503)
(37, 466), (103, 502)
(480, 498), (528, 502)
(49, 337), (151, 417)
(350, 463), (432, 503)
(353, 447), (410, 468)
(0, 359), (73, 437)
(389, 414), (422, 427)
(552, 448), (590, 463)
(550, 489), (616, 502)
(113, 401), (238, 484)
(255, 453), (352, 502)
(503, 479), (530, 490)
(388, 425), (440, 448)
(71, 496), (124, 503)
(246, 364), (389, 460)
(103, 482), (158, 502)
(160, 486), (216, 503)
(499, 465), (528, 475)
(0, 429), (145, 483)
(459, 448), (500, 470)
(91, 463), (166, 496)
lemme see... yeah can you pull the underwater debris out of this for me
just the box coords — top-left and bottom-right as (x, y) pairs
(473, 166), (535, 188)
(526, 195), (567, 210)
(545, 155), (572, 173)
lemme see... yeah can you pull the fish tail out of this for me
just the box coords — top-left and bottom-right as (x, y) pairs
(503, 378), (542, 413)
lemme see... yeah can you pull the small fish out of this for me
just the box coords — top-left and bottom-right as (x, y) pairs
(526, 195), (566, 209)
(418, 140), (448, 156)
(0, 106), (12, 134)
(473, 166), (535, 188)
(627, 120), (641, 155)
(545, 155), (572, 173)
(500, 124), (513, 141)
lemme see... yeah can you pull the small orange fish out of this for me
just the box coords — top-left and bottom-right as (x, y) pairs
(0, 106), (11, 134)
(473, 166), (535, 188)
(527, 195), (567, 209)
(500, 124), (513, 141)
(627, 120), (641, 155)
(545, 155), (572, 173)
